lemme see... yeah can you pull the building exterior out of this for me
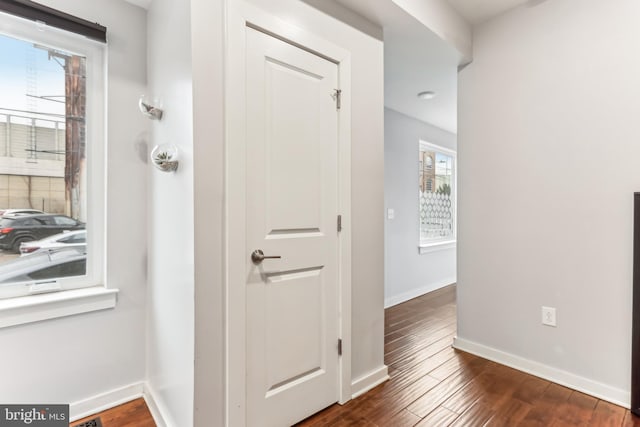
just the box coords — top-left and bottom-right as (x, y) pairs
(0, 111), (66, 213)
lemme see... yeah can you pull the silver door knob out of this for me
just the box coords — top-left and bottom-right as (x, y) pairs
(251, 249), (281, 264)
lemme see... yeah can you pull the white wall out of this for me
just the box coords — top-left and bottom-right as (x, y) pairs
(384, 108), (456, 307)
(191, 0), (225, 424)
(457, 0), (640, 405)
(391, 0), (472, 62)
(0, 0), (148, 411)
(147, 0), (195, 425)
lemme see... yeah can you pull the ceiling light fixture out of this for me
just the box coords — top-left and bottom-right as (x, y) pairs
(417, 91), (436, 100)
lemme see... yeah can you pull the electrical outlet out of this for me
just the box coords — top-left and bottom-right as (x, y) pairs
(542, 306), (557, 327)
(387, 208), (395, 220)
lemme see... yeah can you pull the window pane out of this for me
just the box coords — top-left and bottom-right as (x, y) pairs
(53, 215), (78, 226)
(0, 33), (87, 284)
(27, 258), (86, 280)
(420, 145), (455, 242)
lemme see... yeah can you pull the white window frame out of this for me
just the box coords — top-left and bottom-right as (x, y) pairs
(0, 12), (114, 327)
(419, 140), (457, 254)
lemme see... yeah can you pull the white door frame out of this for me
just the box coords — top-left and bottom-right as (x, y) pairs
(225, 2), (353, 426)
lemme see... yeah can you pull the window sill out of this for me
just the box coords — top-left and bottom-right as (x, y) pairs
(0, 286), (118, 329)
(419, 241), (456, 254)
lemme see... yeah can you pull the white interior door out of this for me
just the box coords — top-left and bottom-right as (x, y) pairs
(245, 27), (341, 427)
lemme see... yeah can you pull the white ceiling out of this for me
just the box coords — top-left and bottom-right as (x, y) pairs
(446, 0), (527, 24)
(124, 0), (152, 9)
(383, 12), (460, 133)
(334, 0), (463, 133)
(333, 0), (529, 133)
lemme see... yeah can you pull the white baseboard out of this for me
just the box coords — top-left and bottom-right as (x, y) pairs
(452, 337), (630, 408)
(384, 279), (455, 308)
(143, 382), (170, 427)
(70, 382), (144, 422)
(351, 365), (389, 399)
(69, 381), (169, 426)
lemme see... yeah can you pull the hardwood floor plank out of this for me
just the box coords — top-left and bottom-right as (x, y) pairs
(588, 400), (627, 426)
(520, 383), (573, 426)
(357, 374), (441, 422)
(384, 409), (421, 427)
(415, 406), (459, 426)
(511, 375), (551, 405)
(70, 398), (155, 427)
(449, 400), (496, 427)
(487, 398), (533, 426)
(427, 349), (477, 381)
(623, 411), (640, 426)
(389, 346), (457, 383)
(387, 334), (454, 371)
(551, 391), (598, 426)
(280, 285), (639, 427)
(406, 356), (492, 418)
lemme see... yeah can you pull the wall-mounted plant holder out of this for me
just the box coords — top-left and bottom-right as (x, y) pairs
(139, 95), (163, 120)
(151, 144), (179, 172)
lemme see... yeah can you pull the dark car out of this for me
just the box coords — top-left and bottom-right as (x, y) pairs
(0, 214), (85, 252)
(0, 249), (86, 284)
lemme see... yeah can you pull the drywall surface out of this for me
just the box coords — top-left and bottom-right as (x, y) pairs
(147, 0), (195, 425)
(191, 0), (225, 424)
(0, 0), (148, 409)
(392, 0), (471, 62)
(384, 108), (456, 307)
(457, 0), (640, 403)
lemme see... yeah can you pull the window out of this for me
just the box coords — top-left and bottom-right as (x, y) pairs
(28, 258), (86, 280)
(419, 141), (456, 247)
(52, 216), (79, 226)
(58, 233), (85, 244)
(0, 10), (105, 301)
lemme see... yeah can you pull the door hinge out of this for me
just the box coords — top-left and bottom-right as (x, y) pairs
(337, 214), (342, 232)
(332, 89), (342, 110)
(338, 338), (343, 356)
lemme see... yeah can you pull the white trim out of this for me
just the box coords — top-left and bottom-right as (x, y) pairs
(0, 286), (117, 328)
(452, 336), (630, 408)
(337, 42), (353, 408)
(418, 240), (456, 254)
(143, 382), (170, 427)
(350, 366), (389, 399)
(70, 382), (143, 422)
(226, 2), (353, 425)
(0, 11), (106, 299)
(419, 140), (457, 156)
(385, 280), (455, 308)
(68, 382), (170, 427)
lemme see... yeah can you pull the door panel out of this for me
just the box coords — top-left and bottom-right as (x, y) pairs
(245, 26), (340, 427)
(265, 268), (323, 393)
(265, 59), (323, 233)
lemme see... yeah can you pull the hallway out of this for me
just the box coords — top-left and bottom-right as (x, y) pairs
(298, 285), (637, 426)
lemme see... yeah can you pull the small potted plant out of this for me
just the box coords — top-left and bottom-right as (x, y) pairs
(151, 144), (179, 172)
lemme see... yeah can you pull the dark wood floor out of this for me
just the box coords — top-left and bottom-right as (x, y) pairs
(70, 398), (155, 427)
(72, 285), (639, 426)
(298, 284), (640, 427)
